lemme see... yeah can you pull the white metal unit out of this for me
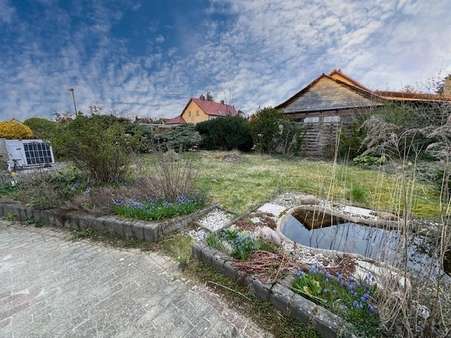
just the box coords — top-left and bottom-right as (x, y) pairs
(0, 139), (55, 171)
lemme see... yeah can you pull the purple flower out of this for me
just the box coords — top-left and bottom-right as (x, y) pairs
(309, 264), (322, 274)
(112, 198), (145, 209)
(175, 194), (192, 204)
(295, 270), (305, 278)
(112, 198), (125, 206)
(368, 304), (376, 313)
(360, 293), (370, 303)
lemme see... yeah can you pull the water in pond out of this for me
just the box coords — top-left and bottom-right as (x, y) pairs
(281, 214), (447, 279)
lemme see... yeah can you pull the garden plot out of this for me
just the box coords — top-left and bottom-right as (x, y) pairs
(0, 152), (214, 242)
(194, 192), (451, 337)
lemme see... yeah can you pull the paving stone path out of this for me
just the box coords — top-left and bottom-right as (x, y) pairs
(0, 221), (269, 338)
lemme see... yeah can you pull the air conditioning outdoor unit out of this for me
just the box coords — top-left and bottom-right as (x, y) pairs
(0, 139), (55, 171)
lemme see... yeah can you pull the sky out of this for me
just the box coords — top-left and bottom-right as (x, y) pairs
(1, 0), (451, 121)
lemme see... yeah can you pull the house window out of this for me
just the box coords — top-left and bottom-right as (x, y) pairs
(324, 116), (340, 123)
(304, 116), (319, 123)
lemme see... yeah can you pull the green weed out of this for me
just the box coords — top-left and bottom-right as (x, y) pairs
(292, 271), (380, 337)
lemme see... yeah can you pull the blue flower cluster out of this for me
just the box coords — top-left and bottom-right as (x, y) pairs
(295, 263), (377, 313)
(112, 198), (145, 209)
(175, 194), (194, 204)
(112, 194), (197, 210)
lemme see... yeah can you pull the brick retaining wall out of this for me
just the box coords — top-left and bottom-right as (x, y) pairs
(192, 242), (356, 338)
(0, 202), (216, 242)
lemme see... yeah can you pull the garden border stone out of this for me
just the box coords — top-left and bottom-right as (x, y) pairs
(0, 201), (217, 242)
(192, 242), (356, 338)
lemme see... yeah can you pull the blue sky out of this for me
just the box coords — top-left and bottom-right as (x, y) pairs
(1, 0), (451, 120)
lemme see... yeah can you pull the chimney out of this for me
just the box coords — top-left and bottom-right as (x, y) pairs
(444, 76), (451, 97)
(220, 100), (224, 104)
(199, 94), (205, 100)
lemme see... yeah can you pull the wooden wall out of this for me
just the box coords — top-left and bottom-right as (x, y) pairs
(282, 77), (379, 114)
(288, 107), (374, 159)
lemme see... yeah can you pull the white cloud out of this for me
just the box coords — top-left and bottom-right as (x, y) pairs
(0, 0), (450, 121)
(0, 0), (15, 24)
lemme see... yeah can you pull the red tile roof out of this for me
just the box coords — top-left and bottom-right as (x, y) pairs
(190, 98), (238, 117)
(375, 90), (451, 102)
(329, 69), (371, 92)
(164, 115), (185, 124)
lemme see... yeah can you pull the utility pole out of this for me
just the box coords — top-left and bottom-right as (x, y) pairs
(68, 88), (78, 116)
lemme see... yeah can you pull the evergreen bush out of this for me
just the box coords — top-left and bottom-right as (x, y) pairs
(195, 116), (253, 152)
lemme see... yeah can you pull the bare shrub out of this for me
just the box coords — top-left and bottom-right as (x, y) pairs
(69, 177), (158, 214)
(354, 100), (451, 337)
(144, 152), (199, 202)
(69, 152), (201, 213)
(54, 115), (137, 183)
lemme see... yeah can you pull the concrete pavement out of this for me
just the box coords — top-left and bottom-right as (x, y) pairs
(0, 221), (269, 338)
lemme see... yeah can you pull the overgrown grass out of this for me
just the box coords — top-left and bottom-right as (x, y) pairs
(0, 183), (17, 196)
(138, 151), (441, 218)
(185, 261), (319, 338)
(113, 199), (204, 221)
(348, 185), (368, 203)
(206, 228), (279, 260)
(159, 233), (194, 266)
(292, 271), (380, 337)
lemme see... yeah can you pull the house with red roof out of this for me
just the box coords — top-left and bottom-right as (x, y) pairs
(276, 69), (451, 157)
(164, 94), (239, 125)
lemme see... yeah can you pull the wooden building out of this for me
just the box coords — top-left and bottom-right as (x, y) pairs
(276, 69), (451, 158)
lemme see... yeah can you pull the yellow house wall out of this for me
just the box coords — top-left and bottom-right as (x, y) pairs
(181, 101), (209, 124)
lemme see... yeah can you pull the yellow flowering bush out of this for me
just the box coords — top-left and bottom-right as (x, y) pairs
(0, 120), (33, 139)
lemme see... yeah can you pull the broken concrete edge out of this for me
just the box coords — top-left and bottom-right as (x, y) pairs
(0, 202), (217, 242)
(192, 242), (357, 338)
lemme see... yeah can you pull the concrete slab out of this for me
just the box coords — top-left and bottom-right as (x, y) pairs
(256, 203), (286, 218)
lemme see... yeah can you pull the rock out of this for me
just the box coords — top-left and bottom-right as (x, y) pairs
(417, 305), (430, 320)
(255, 226), (282, 245)
(298, 195), (321, 206)
(257, 203), (286, 217)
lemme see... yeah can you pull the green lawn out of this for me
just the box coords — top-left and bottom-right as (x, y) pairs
(139, 151), (442, 219)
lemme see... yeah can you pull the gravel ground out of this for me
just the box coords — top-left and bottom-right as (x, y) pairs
(197, 208), (233, 232)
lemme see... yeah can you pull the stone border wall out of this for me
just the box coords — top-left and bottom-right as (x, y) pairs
(192, 243), (356, 338)
(0, 202), (217, 242)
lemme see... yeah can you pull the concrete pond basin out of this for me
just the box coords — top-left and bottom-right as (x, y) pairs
(192, 192), (450, 337)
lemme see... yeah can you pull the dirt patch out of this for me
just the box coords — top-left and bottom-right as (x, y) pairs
(234, 218), (255, 230)
(319, 254), (356, 279)
(232, 250), (306, 283)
